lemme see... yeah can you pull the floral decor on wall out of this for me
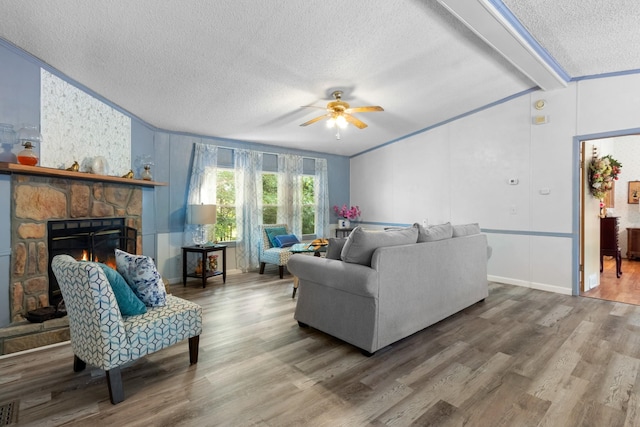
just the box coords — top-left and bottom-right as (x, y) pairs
(333, 204), (361, 220)
(589, 154), (622, 199)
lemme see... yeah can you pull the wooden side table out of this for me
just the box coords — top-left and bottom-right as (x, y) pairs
(182, 245), (227, 288)
(335, 227), (354, 237)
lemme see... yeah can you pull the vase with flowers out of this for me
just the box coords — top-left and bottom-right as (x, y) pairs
(333, 204), (361, 228)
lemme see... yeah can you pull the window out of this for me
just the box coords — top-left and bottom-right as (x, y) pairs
(261, 174), (316, 234)
(302, 175), (315, 235)
(215, 169), (236, 242)
(262, 172), (278, 224)
(204, 149), (322, 242)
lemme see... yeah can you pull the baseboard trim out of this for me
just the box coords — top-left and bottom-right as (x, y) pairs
(488, 275), (572, 295)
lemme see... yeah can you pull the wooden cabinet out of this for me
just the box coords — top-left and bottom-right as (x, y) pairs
(627, 227), (640, 260)
(600, 217), (621, 278)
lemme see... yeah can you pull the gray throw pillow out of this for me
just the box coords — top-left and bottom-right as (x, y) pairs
(452, 223), (481, 237)
(326, 237), (347, 260)
(416, 222), (453, 242)
(340, 226), (418, 266)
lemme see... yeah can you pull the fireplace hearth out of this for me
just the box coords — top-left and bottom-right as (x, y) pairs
(47, 217), (137, 308)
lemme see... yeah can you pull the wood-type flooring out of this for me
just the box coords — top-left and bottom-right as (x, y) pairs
(2, 267), (640, 426)
(584, 257), (640, 306)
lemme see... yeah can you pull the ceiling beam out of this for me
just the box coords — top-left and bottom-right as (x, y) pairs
(438, 0), (569, 91)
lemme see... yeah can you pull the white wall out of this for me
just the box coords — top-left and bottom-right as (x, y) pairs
(351, 73), (640, 295)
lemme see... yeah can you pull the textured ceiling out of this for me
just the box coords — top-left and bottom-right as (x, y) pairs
(502, 0), (640, 77)
(0, 1), (638, 156)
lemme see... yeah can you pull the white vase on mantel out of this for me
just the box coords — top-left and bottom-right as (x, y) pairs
(338, 218), (350, 228)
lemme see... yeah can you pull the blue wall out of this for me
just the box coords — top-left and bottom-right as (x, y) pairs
(0, 39), (350, 327)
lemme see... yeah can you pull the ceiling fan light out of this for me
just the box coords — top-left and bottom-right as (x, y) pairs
(326, 117), (336, 128)
(336, 115), (348, 129)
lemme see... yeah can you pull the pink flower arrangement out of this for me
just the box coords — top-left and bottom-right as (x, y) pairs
(333, 204), (361, 220)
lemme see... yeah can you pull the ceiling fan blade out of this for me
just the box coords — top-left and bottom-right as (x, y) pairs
(346, 106), (384, 113)
(300, 114), (329, 127)
(343, 113), (368, 129)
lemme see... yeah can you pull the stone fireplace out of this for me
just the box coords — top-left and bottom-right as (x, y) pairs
(10, 174), (142, 322)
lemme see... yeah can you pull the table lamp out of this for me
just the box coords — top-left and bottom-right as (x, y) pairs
(188, 204), (217, 246)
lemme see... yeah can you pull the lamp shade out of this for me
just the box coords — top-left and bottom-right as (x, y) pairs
(188, 204), (217, 225)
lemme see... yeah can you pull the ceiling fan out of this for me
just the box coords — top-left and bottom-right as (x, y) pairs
(299, 91), (384, 131)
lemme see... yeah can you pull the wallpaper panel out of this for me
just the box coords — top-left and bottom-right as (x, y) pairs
(40, 69), (131, 175)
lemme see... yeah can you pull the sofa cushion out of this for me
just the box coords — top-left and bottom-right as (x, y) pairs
(452, 223), (481, 237)
(341, 226), (418, 266)
(98, 263), (147, 316)
(326, 237), (347, 260)
(274, 234), (300, 248)
(115, 249), (167, 307)
(416, 222), (453, 242)
(265, 226), (287, 247)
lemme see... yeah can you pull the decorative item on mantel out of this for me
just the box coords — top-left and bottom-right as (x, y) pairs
(121, 169), (134, 179)
(66, 161), (80, 171)
(17, 141), (38, 166)
(0, 123), (17, 163)
(135, 154), (154, 180)
(16, 124), (42, 166)
(91, 155), (109, 175)
(141, 163), (153, 181)
(588, 151), (621, 218)
(333, 204), (361, 228)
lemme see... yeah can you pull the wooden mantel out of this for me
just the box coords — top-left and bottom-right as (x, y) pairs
(0, 162), (167, 187)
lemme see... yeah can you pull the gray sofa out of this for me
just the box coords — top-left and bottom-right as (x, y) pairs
(287, 223), (489, 354)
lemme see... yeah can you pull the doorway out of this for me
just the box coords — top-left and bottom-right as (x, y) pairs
(580, 133), (640, 305)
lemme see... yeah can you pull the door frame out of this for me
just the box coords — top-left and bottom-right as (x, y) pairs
(574, 127), (640, 296)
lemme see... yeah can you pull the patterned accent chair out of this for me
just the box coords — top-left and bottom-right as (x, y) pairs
(51, 255), (202, 404)
(259, 224), (293, 279)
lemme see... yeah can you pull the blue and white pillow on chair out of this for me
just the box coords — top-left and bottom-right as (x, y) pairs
(115, 249), (167, 307)
(274, 234), (300, 248)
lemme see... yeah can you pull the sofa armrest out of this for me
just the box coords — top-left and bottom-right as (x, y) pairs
(287, 255), (379, 298)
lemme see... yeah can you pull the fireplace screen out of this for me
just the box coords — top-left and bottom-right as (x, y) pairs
(47, 218), (137, 307)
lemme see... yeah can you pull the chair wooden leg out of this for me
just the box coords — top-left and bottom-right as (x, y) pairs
(279, 265), (284, 279)
(259, 262), (266, 274)
(73, 355), (86, 372)
(106, 367), (124, 404)
(189, 335), (200, 365)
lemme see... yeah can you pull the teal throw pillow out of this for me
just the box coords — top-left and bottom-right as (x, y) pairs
(98, 263), (147, 316)
(265, 226), (287, 247)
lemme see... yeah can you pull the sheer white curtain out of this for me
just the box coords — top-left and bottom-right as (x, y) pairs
(234, 149), (263, 272)
(277, 153), (303, 237)
(184, 143), (217, 245)
(314, 158), (330, 238)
